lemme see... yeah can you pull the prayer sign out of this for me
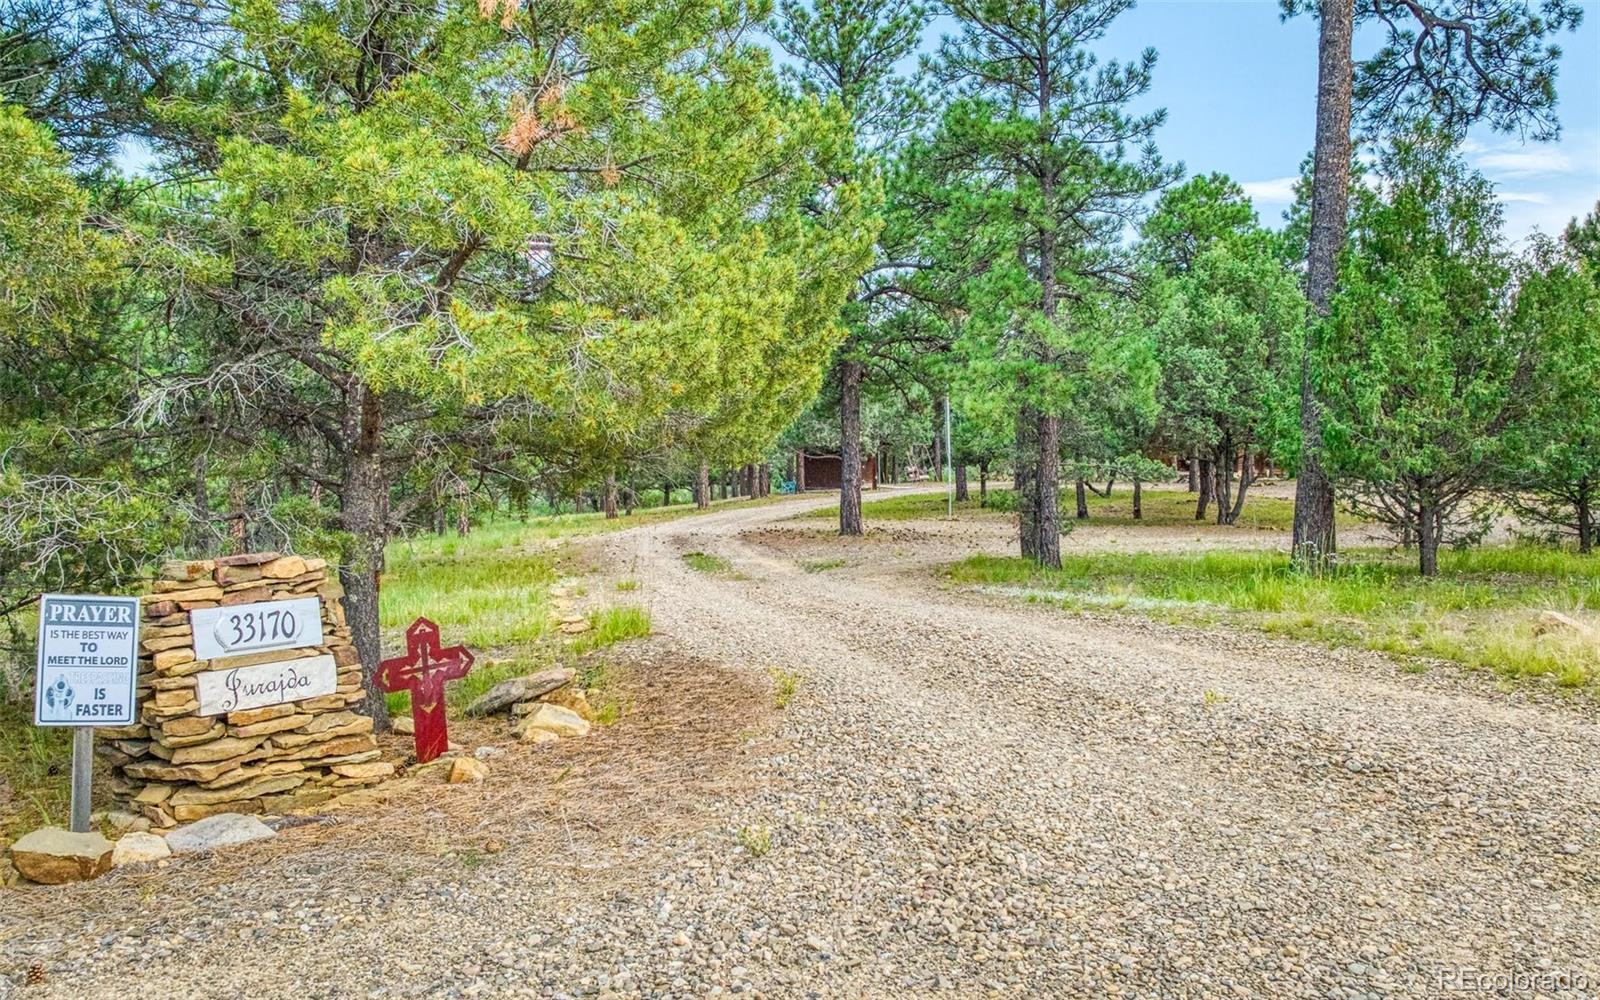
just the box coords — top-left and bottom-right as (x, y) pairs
(375, 617), (474, 764)
(196, 653), (338, 716)
(35, 594), (140, 726)
(190, 597), (323, 661)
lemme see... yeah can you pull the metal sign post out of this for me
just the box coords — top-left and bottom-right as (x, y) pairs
(35, 594), (140, 833)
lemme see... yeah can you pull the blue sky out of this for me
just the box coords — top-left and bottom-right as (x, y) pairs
(916, 1), (1600, 241)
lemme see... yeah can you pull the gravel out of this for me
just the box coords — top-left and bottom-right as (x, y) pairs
(5, 488), (1599, 998)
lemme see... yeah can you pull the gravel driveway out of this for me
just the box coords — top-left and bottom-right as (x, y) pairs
(5, 489), (1598, 999)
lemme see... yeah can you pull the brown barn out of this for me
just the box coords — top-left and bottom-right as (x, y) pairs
(795, 450), (878, 492)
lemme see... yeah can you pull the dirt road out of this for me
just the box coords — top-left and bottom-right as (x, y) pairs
(4, 488), (1598, 998)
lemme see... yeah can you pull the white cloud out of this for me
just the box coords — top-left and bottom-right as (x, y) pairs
(1240, 176), (1298, 203)
(1473, 147), (1575, 177)
(1498, 191), (1551, 205)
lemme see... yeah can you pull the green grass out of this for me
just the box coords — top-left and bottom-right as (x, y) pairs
(768, 667), (801, 709)
(803, 486), (1318, 531)
(946, 546), (1600, 692)
(683, 551), (734, 574)
(801, 559), (847, 573)
(0, 699), (72, 838)
(572, 606), (651, 653)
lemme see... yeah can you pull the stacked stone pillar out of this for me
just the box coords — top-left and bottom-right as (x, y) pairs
(94, 552), (390, 826)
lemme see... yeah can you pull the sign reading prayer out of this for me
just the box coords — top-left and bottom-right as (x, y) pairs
(375, 618), (475, 764)
(190, 597), (323, 661)
(196, 653), (338, 716)
(35, 594), (140, 726)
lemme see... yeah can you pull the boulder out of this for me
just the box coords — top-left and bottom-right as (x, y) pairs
(463, 668), (575, 717)
(447, 757), (489, 784)
(111, 832), (172, 867)
(165, 813), (276, 854)
(9, 827), (114, 884)
(513, 703), (591, 740)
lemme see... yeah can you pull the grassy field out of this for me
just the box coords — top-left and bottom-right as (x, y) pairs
(804, 486), (1308, 531)
(380, 517), (653, 718)
(947, 547), (1600, 693)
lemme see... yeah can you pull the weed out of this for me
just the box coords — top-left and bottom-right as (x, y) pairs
(768, 667), (800, 709)
(684, 551), (734, 574)
(615, 579), (640, 591)
(1203, 689), (1227, 707)
(735, 824), (773, 857)
(801, 558), (847, 573)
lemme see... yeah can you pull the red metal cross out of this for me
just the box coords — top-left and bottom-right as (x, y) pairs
(375, 617), (475, 764)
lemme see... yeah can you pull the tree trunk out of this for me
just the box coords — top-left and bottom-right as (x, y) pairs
(1035, 412), (1062, 568)
(1075, 478), (1088, 519)
(1187, 447), (1199, 493)
(455, 478), (470, 536)
(338, 382), (390, 733)
(662, 480), (673, 507)
(1292, 0), (1354, 572)
(1196, 458), (1213, 521)
(1578, 481), (1593, 554)
(696, 460), (710, 510)
(979, 461), (989, 506)
(954, 462), (969, 502)
(839, 357), (864, 536)
(1015, 406), (1038, 560)
(1418, 499), (1439, 576)
(1214, 448), (1232, 526)
(1133, 478), (1143, 520)
(603, 475), (619, 519)
(1228, 448), (1255, 525)
(623, 484), (636, 516)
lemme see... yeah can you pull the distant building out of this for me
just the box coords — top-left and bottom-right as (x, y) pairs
(793, 450), (879, 492)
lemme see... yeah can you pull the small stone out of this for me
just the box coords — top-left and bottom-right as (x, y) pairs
(391, 716), (415, 735)
(519, 728), (559, 745)
(8, 827), (114, 884)
(111, 832), (172, 867)
(559, 621), (591, 634)
(463, 668), (575, 717)
(512, 703), (591, 739)
(448, 757), (489, 784)
(165, 813), (276, 853)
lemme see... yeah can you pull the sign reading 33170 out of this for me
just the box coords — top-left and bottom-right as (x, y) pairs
(190, 597), (323, 660)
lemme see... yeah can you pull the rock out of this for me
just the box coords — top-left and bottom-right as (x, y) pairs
(559, 620), (591, 634)
(391, 716), (415, 735)
(513, 703), (591, 740)
(169, 735), (264, 765)
(165, 813), (276, 854)
(1534, 610), (1598, 641)
(538, 685), (596, 721)
(448, 757), (489, 784)
(331, 761), (395, 780)
(9, 827), (115, 884)
(262, 555), (308, 580)
(519, 728), (559, 745)
(111, 832), (171, 867)
(103, 810), (150, 834)
(464, 668), (576, 717)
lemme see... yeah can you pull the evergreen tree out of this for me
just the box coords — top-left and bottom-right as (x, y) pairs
(1280, 0), (1584, 570)
(1320, 128), (1527, 576)
(932, 0), (1175, 567)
